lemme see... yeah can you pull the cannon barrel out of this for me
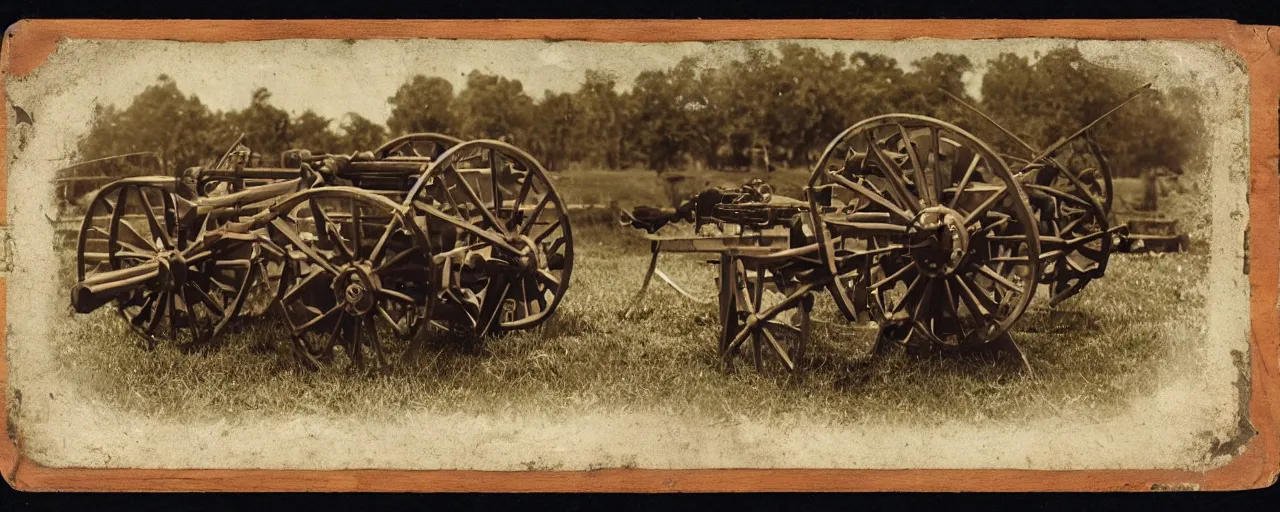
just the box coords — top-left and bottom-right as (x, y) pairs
(71, 261), (161, 314)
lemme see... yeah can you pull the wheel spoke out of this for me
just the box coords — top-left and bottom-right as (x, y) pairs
(373, 248), (420, 275)
(413, 202), (523, 255)
(376, 288), (417, 305)
(208, 273), (239, 293)
(368, 216), (402, 264)
(895, 123), (932, 206)
(956, 274), (999, 317)
(351, 199), (364, 260)
(480, 280), (512, 335)
(325, 222), (356, 262)
(911, 278), (938, 338)
(761, 328), (795, 371)
(962, 186), (1009, 226)
(350, 317), (364, 369)
(976, 265), (1024, 294)
(270, 218), (340, 276)
(295, 303), (344, 332)
(890, 273), (924, 314)
(167, 291), (178, 342)
(444, 165), (508, 236)
(546, 235), (566, 257)
(128, 292), (159, 328)
(752, 266), (765, 315)
(930, 126), (944, 205)
(864, 129), (920, 213)
(825, 173), (913, 223)
(433, 177), (466, 218)
(507, 170), (536, 231)
(490, 149), (503, 220)
(146, 291), (168, 335)
(135, 188), (174, 250)
(117, 219), (158, 253)
(377, 305), (410, 338)
(870, 261), (917, 290)
(947, 154), (982, 210)
(533, 218), (563, 243)
(322, 311), (346, 354)
(519, 194), (553, 236)
(941, 278), (961, 322)
(282, 270), (326, 302)
(519, 277), (534, 318)
(187, 282), (226, 319)
(535, 269), (561, 292)
(367, 315), (388, 369)
(113, 250), (153, 261)
(310, 198), (333, 247)
(181, 289), (203, 344)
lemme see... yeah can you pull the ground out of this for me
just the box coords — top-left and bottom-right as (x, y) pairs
(50, 166), (1210, 427)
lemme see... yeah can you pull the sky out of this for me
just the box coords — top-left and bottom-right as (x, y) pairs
(23, 37), (1227, 138)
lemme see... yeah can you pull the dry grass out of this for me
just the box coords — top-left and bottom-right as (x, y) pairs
(52, 214), (1207, 426)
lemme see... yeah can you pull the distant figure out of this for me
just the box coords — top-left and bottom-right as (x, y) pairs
(1140, 166), (1180, 211)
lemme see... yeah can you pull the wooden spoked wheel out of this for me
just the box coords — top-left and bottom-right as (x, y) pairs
(74, 179), (253, 350)
(1081, 134), (1116, 216)
(407, 139), (573, 336)
(270, 188), (437, 371)
(374, 133), (463, 160)
(720, 256), (815, 378)
(806, 115), (1041, 352)
(1008, 155), (1114, 306)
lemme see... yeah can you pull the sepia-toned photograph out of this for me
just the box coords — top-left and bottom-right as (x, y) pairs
(2, 33), (1254, 475)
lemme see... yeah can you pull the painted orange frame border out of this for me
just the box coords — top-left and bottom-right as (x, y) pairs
(0, 19), (1277, 492)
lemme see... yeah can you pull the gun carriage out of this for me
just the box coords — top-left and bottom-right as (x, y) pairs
(623, 90), (1145, 377)
(70, 133), (574, 371)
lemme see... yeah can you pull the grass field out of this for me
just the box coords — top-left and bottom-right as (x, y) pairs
(52, 210), (1208, 427)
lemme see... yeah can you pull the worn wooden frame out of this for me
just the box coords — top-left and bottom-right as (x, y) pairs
(1, 19), (1277, 492)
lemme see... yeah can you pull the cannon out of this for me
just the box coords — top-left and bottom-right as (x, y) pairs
(70, 133), (574, 371)
(622, 88), (1147, 376)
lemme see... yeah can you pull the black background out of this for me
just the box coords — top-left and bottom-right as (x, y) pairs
(1, 0), (1278, 508)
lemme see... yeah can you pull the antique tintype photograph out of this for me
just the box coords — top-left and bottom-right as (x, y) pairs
(1, 29), (1258, 480)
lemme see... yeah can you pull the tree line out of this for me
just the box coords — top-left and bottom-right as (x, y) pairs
(74, 45), (1205, 179)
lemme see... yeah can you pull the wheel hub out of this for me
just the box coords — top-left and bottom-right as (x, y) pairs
(155, 250), (188, 290)
(908, 206), (970, 277)
(504, 234), (546, 273)
(333, 263), (380, 315)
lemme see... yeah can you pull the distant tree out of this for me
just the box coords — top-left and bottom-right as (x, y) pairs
(844, 51), (907, 117)
(979, 47), (1205, 177)
(76, 75), (221, 173)
(627, 57), (713, 172)
(386, 75), (458, 136)
(76, 45), (1207, 184)
(452, 71), (535, 142)
(223, 88), (292, 159)
(574, 70), (626, 169)
(898, 53), (978, 126)
(706, 46), (782, 168)
(529, 91), (583, 171)
(772, 43), (852, 166)
(290, 110), (342, 153)
(339, 113), (389, 151)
